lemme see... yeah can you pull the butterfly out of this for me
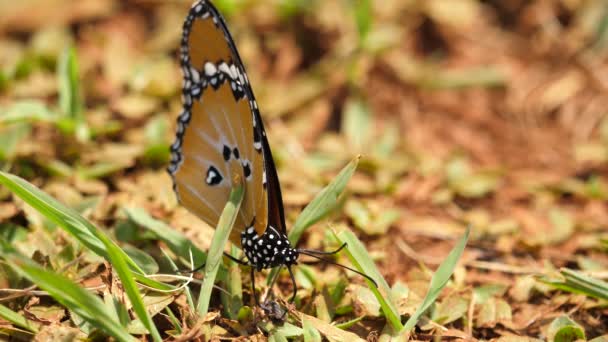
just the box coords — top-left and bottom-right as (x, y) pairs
(168, 0), (374, 306)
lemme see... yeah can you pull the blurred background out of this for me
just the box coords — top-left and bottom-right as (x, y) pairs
(1, 0), (608, 338)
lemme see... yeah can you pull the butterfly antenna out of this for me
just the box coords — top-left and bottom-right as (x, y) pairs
(297, 242), (347, 256)
(297, 250), (378, 288)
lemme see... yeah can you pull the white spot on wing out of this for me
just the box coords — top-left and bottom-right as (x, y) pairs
(218, 63), (231, 76)
(190, 66), (200, 83)
(206, 169), (217, 184)
(204, 62), (217, 76)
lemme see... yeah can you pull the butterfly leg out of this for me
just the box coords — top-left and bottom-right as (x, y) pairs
(178, 251), (248, 274)
(296, 242), (347, 256)
(223, 252), (248, 265)
(250, 266), (260, 307)
(287, 265), (297, 303)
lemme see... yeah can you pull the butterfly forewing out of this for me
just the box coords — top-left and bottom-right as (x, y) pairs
(257, 121), (287, 234)
(169, 1), (269, 246)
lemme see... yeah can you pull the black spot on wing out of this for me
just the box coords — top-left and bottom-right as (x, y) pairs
(243, 163), (251, 179)
(223, 145), (231, 161)
(205, 165), (223, 186)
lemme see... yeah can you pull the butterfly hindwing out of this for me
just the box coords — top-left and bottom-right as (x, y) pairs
(169, 0), (269, 246)
(256, 118), (287, 235)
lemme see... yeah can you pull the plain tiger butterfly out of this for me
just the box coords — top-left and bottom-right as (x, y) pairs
(168, 0), (375, 306)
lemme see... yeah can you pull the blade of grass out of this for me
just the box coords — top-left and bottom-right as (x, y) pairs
(160, 247), (195, 310)
(302, 315), (323, 342)
(334, 229), (403, 331)
(0, 171), (105, 255)
(0, 242), (136, 342)
(541, 268), (608, 300)
(400, 226), (470, 334)
(350, 0), (372, 46)
(0, 100), (57, 124)
(267, 156), (360, 286)
(0, 171), (170, 291)
(197, 184), (244, 315)
(289, 156), (360, 245)
(222, 245), (243, 319)
(165, 307), (182, 334)
(124, 207), (226, 279)
(58, 46), (81, 119)
(57, 46), (88, 141)
(0, 303), (40, 333)
(98, 230), (162, 341)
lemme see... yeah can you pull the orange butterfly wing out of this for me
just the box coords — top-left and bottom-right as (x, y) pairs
(168, 1), (269, 246)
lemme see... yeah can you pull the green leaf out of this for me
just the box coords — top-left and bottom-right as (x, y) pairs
(124, 207), (223, 277)
(0, 100), (57, 124)
(267, 157), (360, 287)
(222, 245), (243, 319)
(0, 122), (31, 160)
(143, 115), (170, 165)
(350, 0), (372, 45)
(334, 229), (403, 331)
(0, 171), (170, 291)
(541, 268), (608, 300)
(401, 226), (470, 334)
(98, 234), (162, 341)
(303, 316), (323, 342)
(197, 184), (244, 315)
(342, 99), (372, 152)
(57, 46), (88, 141)
(122, 245), (159, 275)
(0, 303), (39, 333)
(289, 156), (360, 245)
(547, 316), (586, 342)
(0, 242), (135, 342)
(0, 171), (106, 258)
(58, 46), (82, 120)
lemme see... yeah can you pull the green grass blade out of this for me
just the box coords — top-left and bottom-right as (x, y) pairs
(0, 172), (171, 292)
(0, 171), (106, 255)
(541, 268), (608, 300)
(98, 232), (162, 341)
(334, 229), (403, 331)
(58, 46), (82, 121)
(160, 247), (195, 310)
(289, 156), (360, 245)
(124, 207), (226, 278)
(197, 184), (244, 315)
(267, 156), (360, 286)
(351, 0), (372, 45)
(0, 303), (39, 333)
(302, 316), (322, 342)
(400, 226), (470, 333)
(0, 242), (136, 342)
(222, 245), (243, 319)
(0, 100), (57, 124)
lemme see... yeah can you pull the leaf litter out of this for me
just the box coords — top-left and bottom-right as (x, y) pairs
(1, 0), (608, 340)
